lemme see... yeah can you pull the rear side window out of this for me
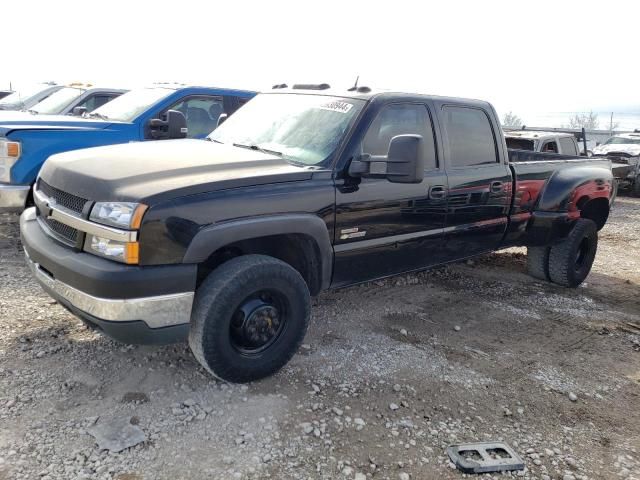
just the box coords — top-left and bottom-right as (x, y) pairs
(542, 141), (558, 153)
(442, 106), (498, 167)
(362, 103), (437, 169)
(506, 137), (535, 150)
(77, 94), (119, 112)
(559, 137), (578, 156)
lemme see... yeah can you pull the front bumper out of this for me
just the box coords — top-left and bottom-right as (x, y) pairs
(20, 208), (197, 344)
(0, 183), (30, 212)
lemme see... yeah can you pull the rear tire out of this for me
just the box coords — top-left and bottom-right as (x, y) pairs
(633, 176), (640, 197)
(548, 219), (598, 287)
(188, 254), (310, 383)
(526, 246), (550, 281)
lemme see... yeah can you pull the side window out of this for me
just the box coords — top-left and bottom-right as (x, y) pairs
(542, 140), (558, 153)
(166, 96), (225, 139)
(77, 94), (119, 112)
(558, 137), (578, 155)
(442, 106), (498, 167)
(361, 103), (437, 170)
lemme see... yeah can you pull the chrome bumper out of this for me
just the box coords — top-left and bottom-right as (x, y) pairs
(0, 184), (30, 212)
(25, 249), (194, 329)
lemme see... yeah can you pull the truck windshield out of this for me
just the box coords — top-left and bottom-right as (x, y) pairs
(605, 136), (640, 145)
(29, 87), (85, 114)
(209, 93), (365, 166)
(0, 84), (50, 106)
(89, 87), (172, 122)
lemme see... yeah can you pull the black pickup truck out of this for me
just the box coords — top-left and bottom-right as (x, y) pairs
(20, 85), (615, 382)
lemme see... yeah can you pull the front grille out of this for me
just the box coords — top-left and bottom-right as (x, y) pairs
(607, 151), (632, 158)
(42, 217), (79, 245)
(37, 179), (88, 214)
(610, 157), (630, 165)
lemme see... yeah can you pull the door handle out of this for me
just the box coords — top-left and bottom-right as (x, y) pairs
(490, 181), (504, 192)
(429, 185), (447, 199)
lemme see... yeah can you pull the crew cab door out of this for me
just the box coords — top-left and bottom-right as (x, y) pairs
(333, 101), (448, 286)
(436, 103), (511, 258)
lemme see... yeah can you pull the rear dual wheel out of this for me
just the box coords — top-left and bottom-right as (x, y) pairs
(633, 176), (640, 197)
(526, 218), (598, 288)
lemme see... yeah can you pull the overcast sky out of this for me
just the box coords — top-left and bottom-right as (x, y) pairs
(2, 0), (638, 117)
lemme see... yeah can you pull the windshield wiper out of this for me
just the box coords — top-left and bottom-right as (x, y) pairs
(233, 143), (283, 157)
(27, 109), (39, 115)
(87, 112), (109, 120)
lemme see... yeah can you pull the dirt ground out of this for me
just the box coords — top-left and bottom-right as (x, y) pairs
(1, 197), (639, 480)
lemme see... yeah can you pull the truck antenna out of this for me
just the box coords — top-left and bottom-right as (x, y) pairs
(348, 76), (360, 92)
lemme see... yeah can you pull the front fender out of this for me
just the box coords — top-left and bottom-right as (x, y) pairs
(182, 214), (334, 290)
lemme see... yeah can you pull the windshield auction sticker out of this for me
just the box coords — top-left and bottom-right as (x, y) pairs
(318, 101), (354, 113)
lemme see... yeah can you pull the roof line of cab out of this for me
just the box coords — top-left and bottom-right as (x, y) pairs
(152, 84), (256, 96)
(264, 82), (492, 107)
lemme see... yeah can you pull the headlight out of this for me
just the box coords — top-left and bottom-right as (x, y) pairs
(0, 139), (21, 183)
(89, 202), (147, 229)
(85, 201), (147, 264)
(84, 235), (139, 264)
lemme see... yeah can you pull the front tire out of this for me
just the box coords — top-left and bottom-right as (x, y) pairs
(548, 219), (598, 287)
(189, 254), (310, 383)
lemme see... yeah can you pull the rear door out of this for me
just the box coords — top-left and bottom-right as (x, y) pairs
(333, 100), (449, 286)
(436, 103), (511, 258)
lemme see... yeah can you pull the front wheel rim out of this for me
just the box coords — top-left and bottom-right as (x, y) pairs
(230, 291), (288, 355)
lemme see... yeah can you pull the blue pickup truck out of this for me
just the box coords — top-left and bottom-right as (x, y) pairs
(0, 85), (256, 212)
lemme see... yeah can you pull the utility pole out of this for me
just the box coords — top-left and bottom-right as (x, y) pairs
(610, 112), (614, 135)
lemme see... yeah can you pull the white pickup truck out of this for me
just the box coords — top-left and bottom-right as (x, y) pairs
(592, 132), (640, 195)
(504, 130), (586, 156)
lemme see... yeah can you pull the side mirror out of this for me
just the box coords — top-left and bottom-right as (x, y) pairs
(348, 135), (425, 184)
(72, 106), (88, 116)
(148, 109), (188, 139)
(217, 113), (228, 128)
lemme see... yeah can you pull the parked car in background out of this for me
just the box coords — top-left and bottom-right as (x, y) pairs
(0, 90), (12, 100)
(592, 132), (640, 195)
(504, 130), (583, 155)
(504, 129), (598, 156)
(20, 85), (614, 383)
(0, 84), (256, 212)
(0, 83), (62, 111)
(12, 84), (126, 117)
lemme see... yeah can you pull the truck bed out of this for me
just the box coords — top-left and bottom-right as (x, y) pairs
(503, 149), (613, 247)
(509, 148), (588, 163)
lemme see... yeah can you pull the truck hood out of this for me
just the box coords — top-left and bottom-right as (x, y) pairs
(39, 139), (315, 204)
(0, 117), (125, 137)
(0, 110), (52, 122)
(593, 143), (640, 157)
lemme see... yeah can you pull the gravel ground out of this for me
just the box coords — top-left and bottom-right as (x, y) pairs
(1, 198), (639, 480)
